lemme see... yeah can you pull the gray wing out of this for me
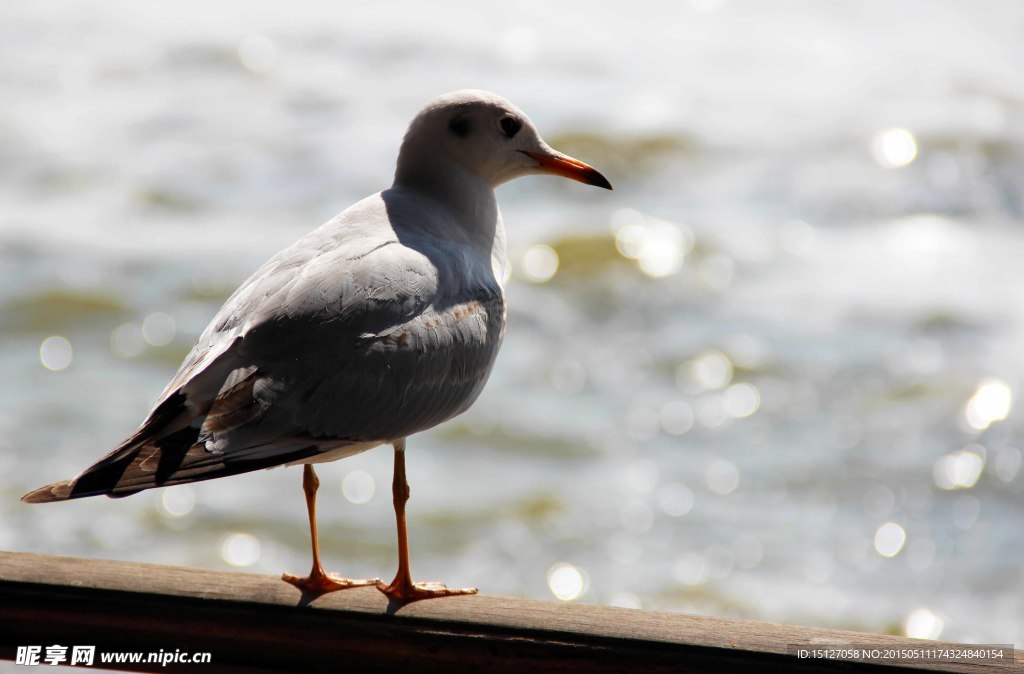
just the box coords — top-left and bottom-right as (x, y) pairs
(23, 218), (505, 503)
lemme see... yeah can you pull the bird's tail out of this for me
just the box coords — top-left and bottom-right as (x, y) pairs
(21, 441), (155, 503)
(20, 392), (192, 504)
(21, 480), (77, 503)
(21, 439), (320, 504)
(20, 391), (325, 504)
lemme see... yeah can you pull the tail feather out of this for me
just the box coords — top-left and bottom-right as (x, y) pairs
(21, 480), (76, 504)
(21, 394), (196, 503)
(21, 437), (324, 504)
(21, 373), (326, 504)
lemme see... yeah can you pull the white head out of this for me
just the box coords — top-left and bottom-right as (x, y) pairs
(394, 90), (611, 192)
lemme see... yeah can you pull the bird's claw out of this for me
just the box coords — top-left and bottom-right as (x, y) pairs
(376, 577), (477, 604)
(282, 570), (379, 595)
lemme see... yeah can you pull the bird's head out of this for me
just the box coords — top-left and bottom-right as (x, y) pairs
(395, 90), (612, 192)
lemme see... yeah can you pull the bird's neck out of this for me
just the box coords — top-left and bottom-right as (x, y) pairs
(393, 157), (498, 239)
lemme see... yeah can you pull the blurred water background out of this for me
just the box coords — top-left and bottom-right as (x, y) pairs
(2, 0), (1023, 645)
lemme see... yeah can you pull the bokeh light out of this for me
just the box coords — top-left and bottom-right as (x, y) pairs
(39, 336), (73, 371)
(521, 244), (559, 283)
(237, 34), (278, 74)
(110, 323), (145, 358)
(871, 128), (918, 169)
(658, 483), (694, 517)
(142, 312), (176, 346)
(904, 608), (944, 640)
(158, 486), (195, 519)
(547, 562), (586, 601)
(659, 400), (695, 435)
(612, 209), (693, 278)
(623, 459), (658, 493)
(705, 460), (740, 495)
(220, 533), (261, 567)
(964, 379), (1012, 430)
(695, 394), (729, 428)
(873, 522), (906, 558)
(341, 469), (375, 504)
(723, 383), (760, 418)
(679, 351), (734, 392)
(933, 447), (984, 490)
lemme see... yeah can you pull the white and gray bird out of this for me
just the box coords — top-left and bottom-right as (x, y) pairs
(23, 90), (611, 603)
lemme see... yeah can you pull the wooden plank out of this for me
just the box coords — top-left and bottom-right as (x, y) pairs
(0, 551), (1017, 673)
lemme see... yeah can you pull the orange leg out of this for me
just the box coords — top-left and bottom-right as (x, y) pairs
(282, 464), (378, 594)
(376, 439), (477, 604)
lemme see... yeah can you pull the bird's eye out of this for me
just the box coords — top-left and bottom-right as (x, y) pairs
(499, 116), (522, 138)
(449, 116), (471, 137)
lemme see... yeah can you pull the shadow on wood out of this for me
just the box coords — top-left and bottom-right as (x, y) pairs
(0, 551), (1017, 673)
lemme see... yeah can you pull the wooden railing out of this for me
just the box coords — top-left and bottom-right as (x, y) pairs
(0, 551), (1016, 672)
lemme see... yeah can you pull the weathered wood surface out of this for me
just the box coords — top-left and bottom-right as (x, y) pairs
(0, 551), (1017, 673)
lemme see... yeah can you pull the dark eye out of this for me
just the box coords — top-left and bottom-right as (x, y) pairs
(499, 116), (522, 138)
(449, 116), (471, 137)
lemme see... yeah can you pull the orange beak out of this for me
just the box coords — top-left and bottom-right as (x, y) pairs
(521, 150), (612, 190)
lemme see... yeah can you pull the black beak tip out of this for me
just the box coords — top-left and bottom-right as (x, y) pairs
(588, 170), (613, 190)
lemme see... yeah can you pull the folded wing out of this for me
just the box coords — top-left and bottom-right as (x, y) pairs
(23, 229), (504, 503)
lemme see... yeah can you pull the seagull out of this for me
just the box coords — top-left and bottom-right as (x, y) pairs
(22, 90), (611, 603)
